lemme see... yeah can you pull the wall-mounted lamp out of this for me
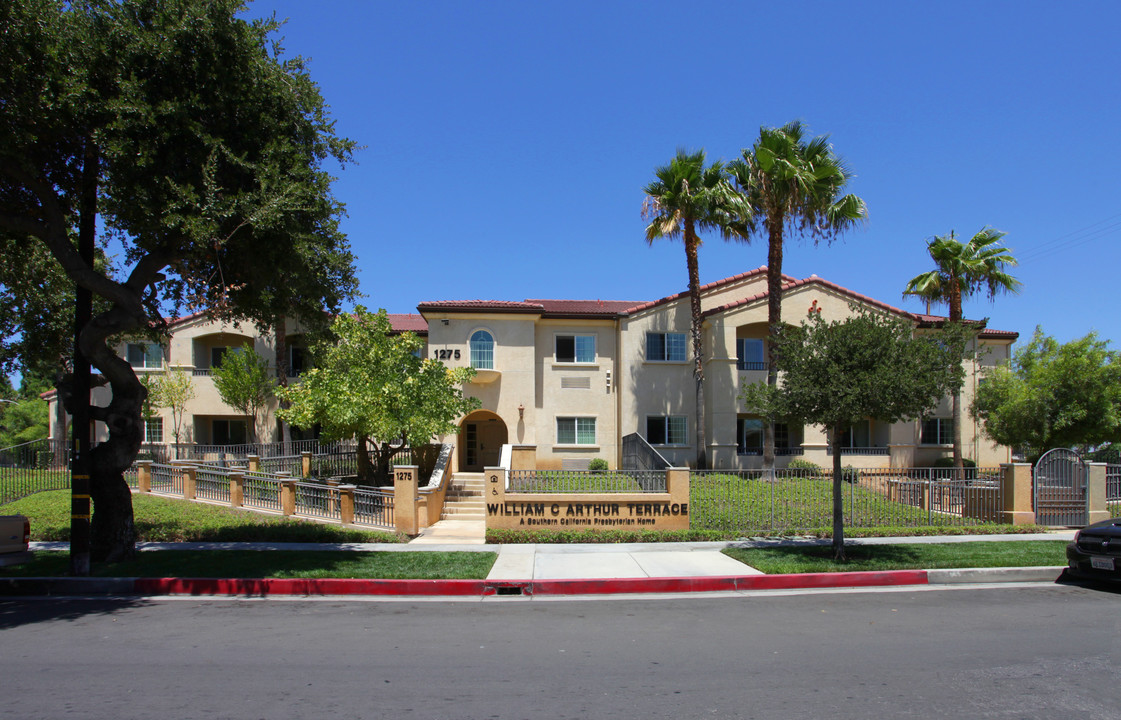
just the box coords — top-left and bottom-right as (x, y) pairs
(518, 403), (525, 420)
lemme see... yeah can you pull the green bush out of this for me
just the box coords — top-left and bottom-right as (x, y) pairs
(931, 456), (977, 479)
(588, 458), (609, 472)
(785, 459), (823, 476)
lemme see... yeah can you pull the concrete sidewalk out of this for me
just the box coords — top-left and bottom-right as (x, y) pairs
(13, 532), (1075, 597)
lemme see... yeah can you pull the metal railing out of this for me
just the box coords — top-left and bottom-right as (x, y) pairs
(689, 466), (1005, 533)
(827, 447), (891, 456)
(195, 466), (231, 503)
(738, 447), (805, 456)
(294, 481), (340, 521)
(242, 471), (282, 512)
(354, 486), (394, 528)
(508, 469), (666, 494)
(1107, 464), (1120, 515)
(0, 438), (70, 504)
(258, 454), (303, 476)
(621, 433), (669, 472)
(149, 463), (183, 496)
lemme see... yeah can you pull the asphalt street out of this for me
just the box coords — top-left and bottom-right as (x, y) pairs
(2, 582), (1119, 719)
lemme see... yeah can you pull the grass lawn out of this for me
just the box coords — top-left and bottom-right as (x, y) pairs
(691, 473), (997, 532)
(0, 550), (496, 579)
(723, 540), (1069, 574)
(1, 490), (400, 544)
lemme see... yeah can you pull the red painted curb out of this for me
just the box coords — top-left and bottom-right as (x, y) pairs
(131, 570), (930, 597)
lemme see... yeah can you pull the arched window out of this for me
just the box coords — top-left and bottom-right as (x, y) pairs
(469, 330), (494, 369)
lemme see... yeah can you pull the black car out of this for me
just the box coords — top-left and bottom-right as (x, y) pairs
(1066, 517), (1121, 581)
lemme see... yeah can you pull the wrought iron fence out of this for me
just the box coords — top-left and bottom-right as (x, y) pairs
(242, 472), (282, 512)
(259, 454), (304, 477)
(354, 486), (394, 528)
(0, 438), (70, 504)
(294, 481), (341, 521)
(149, 463), (182, 496)
(194, 466), (231, 503)
(689, 466), (1005, 533)
(508, 469), (666, 493)
(1107, 464), (1120, 515)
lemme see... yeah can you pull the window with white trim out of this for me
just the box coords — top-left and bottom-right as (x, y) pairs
(556, 417), (596, 445)
(143, 417), (163, 444)
(470, 330), (494, 370)
(646, 332), (687, 362)
(127, 342), (163, 369)
(555, 334), (596, 363)
(647, 415), (687, 445)
(921, 417), (954, 445)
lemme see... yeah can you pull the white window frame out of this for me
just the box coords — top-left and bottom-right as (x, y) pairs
(646, 415), (688, 446)
(469, 330), (494, 370)
(921, 417), (954, 446)
(127, 342), (163, 370)
(143, 417), (163, 444)
(554, 334), (596, 364)
(646, 332), (687, 362)
(556, 416), (597, 447)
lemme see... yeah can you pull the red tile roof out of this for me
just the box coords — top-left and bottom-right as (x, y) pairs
(624, 266), (794, 315)
(704, 275), (915, 319)
(387, 314), (428, 334)
(526, 299), (641, 317)
(416, 300), (546, 314)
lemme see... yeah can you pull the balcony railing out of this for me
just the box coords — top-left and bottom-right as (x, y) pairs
(737, 447), (805, 456)
(827, 446), (890, 456)
(736, 360), (766, 371)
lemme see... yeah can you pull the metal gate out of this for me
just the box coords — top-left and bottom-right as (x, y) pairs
(1033, 448), (1088, 526)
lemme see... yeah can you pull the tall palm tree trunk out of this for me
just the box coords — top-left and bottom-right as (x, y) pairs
(685, 228), (708, 469)
(949, 283), (964, 472)
(763, 224), (785, 471)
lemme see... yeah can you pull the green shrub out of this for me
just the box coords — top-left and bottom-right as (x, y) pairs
(785, 459), (823, 476)
(931, 456), (977, 479)
(588, 458), (609, 472)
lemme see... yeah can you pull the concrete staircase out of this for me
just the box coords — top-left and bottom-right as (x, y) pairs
(441, 472), (486, 520)
(410, 472), (487, 544)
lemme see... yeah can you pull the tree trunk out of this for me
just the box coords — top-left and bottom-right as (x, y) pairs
(684, 225), (707, 469)
(86, 336), (145, 562)
(831, 424), (846, 562)
(274, 317), (291, 454)
(764, 222), (785, 471)
(949, 285), (964, 472)
(357, 435), (373, 483)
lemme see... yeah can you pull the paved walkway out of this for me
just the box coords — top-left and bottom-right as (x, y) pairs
(28, 531), (1075, 584)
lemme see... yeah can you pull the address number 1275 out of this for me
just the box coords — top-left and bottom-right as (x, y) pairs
(433, 349), (461, 360)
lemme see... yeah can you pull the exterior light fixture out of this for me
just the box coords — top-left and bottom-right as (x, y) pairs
(518, 403), (525, 420)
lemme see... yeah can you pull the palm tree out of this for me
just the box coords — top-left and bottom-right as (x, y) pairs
(642, 149), (750, 469)
(726, 122), (866, 469)
(904, 227), (1021, 470)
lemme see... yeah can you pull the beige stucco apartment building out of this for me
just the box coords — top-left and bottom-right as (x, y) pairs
(51, 266), (1017, 471)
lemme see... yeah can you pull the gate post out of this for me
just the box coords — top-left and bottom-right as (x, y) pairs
(999, 463), (1035, 525)
(394, 466), (419, 535)
(1088, 463), (1109, 525)
(229, 471), (244, 508)
(301, 451), (312, 478)
(136, 460), (152, 493)
(338, 484), (356, 525)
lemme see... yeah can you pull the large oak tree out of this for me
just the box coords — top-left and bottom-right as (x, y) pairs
(0, 0), (358, 561)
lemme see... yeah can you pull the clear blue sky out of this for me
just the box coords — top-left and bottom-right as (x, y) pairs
(245, 0), (1121, 347)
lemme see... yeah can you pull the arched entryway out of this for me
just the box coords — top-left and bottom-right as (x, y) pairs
(459, 410), (508, 472)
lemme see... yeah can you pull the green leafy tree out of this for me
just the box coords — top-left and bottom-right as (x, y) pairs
(971, 329), (1121, 457)
(147, 370), (196, 456)
(278, 308), (481, 485)
(642, 149), (750, 468)
(0, 0), (358, 561)
(904, 227), (1020, 470)
(727, 121), (867, 470)
(742, 311), (964, 560)
(0, 397), (49, 449)
(212, 346), (274, 445)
